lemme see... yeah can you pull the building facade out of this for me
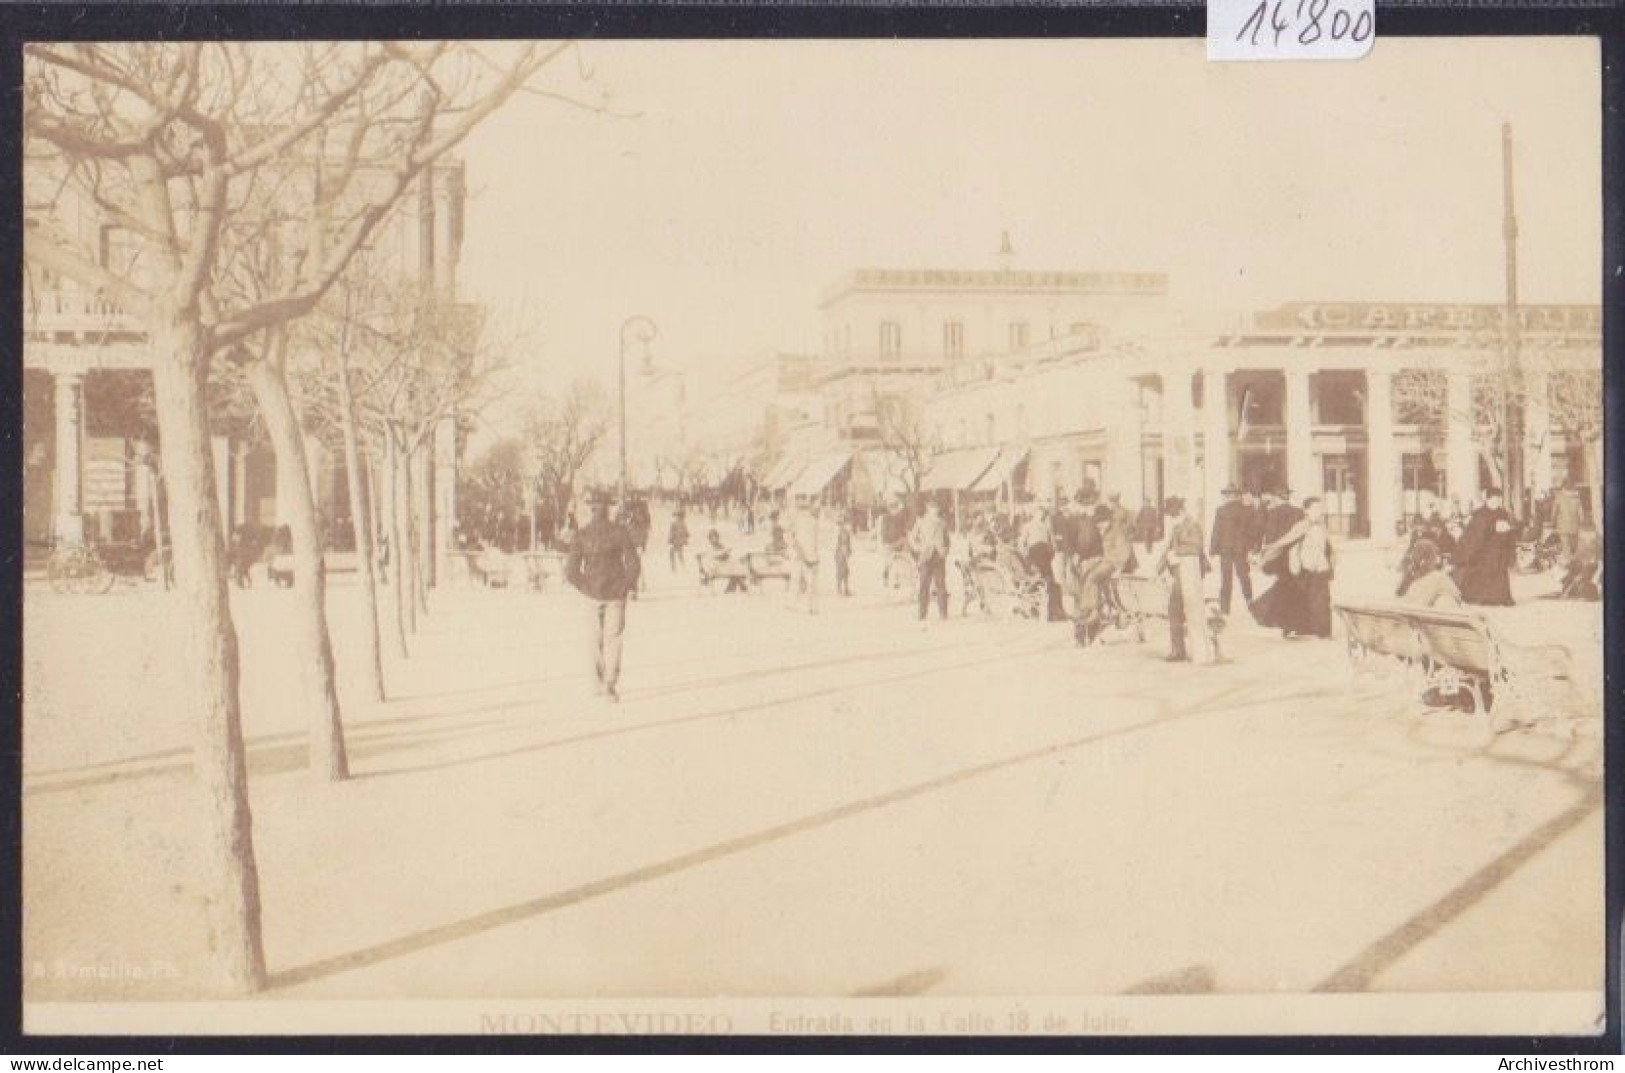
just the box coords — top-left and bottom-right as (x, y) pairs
(23, 160), (470, 573)
(815, 259), (1169, 445)
(925, 300), (1602, 538)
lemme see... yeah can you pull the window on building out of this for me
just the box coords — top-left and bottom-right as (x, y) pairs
(1314, 371), (1366, 426)
(1008, 321), (1030, 351)
(879, 321), (902, 358)
(943, 320), (965, 358)
(1233, 376), (1284, 429)
(1393, 370), (1444, 426)
(1401, 452), (1446, 520)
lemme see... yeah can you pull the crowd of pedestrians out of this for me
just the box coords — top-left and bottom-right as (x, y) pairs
(546, 473), (1597, 703)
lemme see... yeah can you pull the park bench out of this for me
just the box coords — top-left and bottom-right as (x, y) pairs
(471, 550), (513, 589)
(1332, 600), (1589, 726)
(1100, 573), (1229, 657)
(1335, 601), (1432, 693)
(971, 559), (1045, 620)
(696, 552), (751, 593)
(1105, 573), (1168, 642)
(744, 550), (794, 589)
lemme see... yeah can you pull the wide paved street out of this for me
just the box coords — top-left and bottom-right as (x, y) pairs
(22, 543), (1604, 1010)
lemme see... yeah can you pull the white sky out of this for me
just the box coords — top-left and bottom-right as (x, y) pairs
(455, 37), (1601, 397)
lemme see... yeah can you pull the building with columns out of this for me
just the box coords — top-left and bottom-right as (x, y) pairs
(23, 159), (470, 576)
(925, 299), (1601, 539)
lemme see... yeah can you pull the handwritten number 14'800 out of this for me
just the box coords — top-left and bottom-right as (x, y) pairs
(1236, 0), (1373, 47)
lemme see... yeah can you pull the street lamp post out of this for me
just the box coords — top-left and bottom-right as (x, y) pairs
(618, 315), (658, 501)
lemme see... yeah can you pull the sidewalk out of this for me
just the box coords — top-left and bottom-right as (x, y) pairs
(21, 552), (1604, 1009)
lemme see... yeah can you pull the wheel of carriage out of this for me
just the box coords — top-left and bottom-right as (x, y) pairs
(46, 555), (73, 595)
(86, 559), (116, 594)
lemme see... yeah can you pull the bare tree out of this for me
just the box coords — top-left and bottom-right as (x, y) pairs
(875, 393), (939, 497)
(1544, 361), (1603, 532)
(293, 266), (397, 697)
(747, 409), (787, 496)
(1392, 349), (1600, 527)
(23, 40), (575, 994)
(521, 378), (609, 520)
(1391, 363), (1507, 494)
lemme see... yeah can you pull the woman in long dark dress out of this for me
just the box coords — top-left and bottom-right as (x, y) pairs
(1452, 487), (1517, 606)
(1250, 497), (1335, 638)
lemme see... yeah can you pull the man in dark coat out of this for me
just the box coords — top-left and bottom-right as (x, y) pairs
(1209, 485), (1257, 614)
(1453, 487), (1517, 606)
(1258, 487), (1303, 578)
(1551, 481), (1586, 560)
(565, 493), (640, 702)
(1133, 499), (1163, 557)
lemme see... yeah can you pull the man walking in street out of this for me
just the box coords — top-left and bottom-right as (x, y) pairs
(834, 514), (853, 597)
(909, 497), (951, 621)
(1152, 496), (1212, 664)
(1552, 480), (1585, 560)
(667, 507), (690, 573)
(565, 492), (640, 703)
(1209, 484), (1257, 615)
(789, 500), (821, 613)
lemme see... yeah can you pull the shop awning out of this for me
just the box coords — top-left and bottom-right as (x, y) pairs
(763, 456), (808, 492)
(788, 451), (853, 498)
(920, 447), (1001, 493)
(967, 446), (1029, 495)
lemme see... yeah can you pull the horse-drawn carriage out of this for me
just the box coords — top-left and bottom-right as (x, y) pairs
(44, 538), (170, 594)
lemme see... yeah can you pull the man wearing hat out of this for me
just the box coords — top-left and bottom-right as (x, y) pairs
(564, 491), (641, 702)
(1151, 496), (1213, 663)
(1209, 484), (1257, 615)
(1258, 486), (1304, 579)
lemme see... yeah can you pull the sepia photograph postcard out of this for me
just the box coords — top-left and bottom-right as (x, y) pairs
(11, 19), (1615, 1045)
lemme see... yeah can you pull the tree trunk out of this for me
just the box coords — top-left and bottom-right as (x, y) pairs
(247, 358), (350, 782)
(413, 443), (431, 614)
(337, 365), (386, 702)
(150, 320), (266, 994)
(393, 434), (417, 635)
(146, 459), (171, 589)
(372, 445), (408, 658)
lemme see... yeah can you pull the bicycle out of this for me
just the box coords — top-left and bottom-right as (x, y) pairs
(45, 542), (115, 595)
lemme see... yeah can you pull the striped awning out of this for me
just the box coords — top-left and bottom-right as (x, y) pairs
(762, 456), (809, 492)
(967, 446), (1029, 495)
(920, 447), (1001, 493)
(788, 452), (853, 498)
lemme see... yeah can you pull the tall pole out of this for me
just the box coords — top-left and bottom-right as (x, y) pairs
(618, 339), (628, 500)
(1501, 121), (1525, 519)
(617, 315), (658, 503)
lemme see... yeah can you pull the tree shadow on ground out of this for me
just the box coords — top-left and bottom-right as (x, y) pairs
(1122, 964), (1219, 994)
(851, 967), (949, 997)
(268, 678), (1264, 991)
(22, 718), (507, 798)
(356, 636), (1067, 784)
(1313, 784), (1602, 992)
